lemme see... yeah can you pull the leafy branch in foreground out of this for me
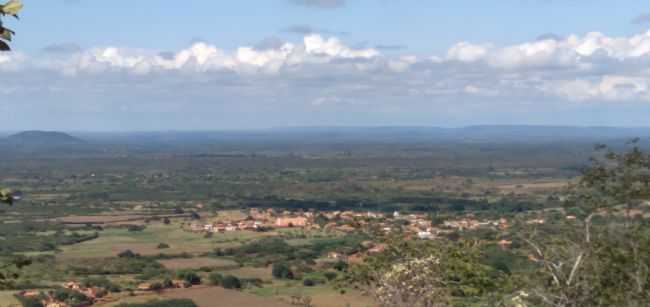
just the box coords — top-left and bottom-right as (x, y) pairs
(0, 188), (23, 205)
(521, 140), (650, 307)
(0, 0), (23, 51)
(347, 237), (508, 307)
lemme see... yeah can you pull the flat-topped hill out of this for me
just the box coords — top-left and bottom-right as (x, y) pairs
(6, 130), (84, 145)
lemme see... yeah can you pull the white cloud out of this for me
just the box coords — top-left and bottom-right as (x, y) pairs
(447, 42), (490, 62)
(20, 35), (380, 76)
(5, 28), (650, 121)
(548, 76), (650, 102)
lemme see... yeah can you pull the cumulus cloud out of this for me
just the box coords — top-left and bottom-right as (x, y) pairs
(8, 30), (650, 102)
(5, 29), (650, 129)
(6, 35), (379, 76)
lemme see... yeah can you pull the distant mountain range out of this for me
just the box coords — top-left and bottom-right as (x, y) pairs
(265, 126), (650, 142)
(1, 126), (650, 150)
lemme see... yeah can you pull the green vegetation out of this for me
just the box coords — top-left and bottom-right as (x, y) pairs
(175, 269), (201, 285)
(220, 275), (242, 289)
(351, 143), (650, 306)
(272, 263), (294, 280)
(0, 134), (648, 306)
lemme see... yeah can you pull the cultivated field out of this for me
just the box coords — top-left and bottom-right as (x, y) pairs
(56, 223), (273, 259)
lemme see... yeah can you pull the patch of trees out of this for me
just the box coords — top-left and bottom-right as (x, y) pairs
(245, 195), (543, 217)
(67, 256), (163, 275)
(81, 276), (121, 293)
(0, 230), (98, 253)
(51, 288), (92, 306)
(209, 272), (260, 289)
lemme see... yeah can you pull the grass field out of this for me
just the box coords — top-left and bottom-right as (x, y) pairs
(57, 223), (273, 259)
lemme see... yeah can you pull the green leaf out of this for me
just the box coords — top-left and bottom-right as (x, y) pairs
(0, 0), (23, 17)
(0, 26), (13, 41)
(0, 40), (9, 51)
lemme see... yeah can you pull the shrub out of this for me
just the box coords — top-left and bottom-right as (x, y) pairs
(162, 278), (173, 289)
(14, 295), (44, 307)
(157, 243), (170, 249)
(221, 275), (241, 289)
(51, 288), (91, 306)
(208, 272), (224, 285)
(176, 269), (201, 285)
(333, 261), (348, 272)
(303, 279), (315, 287)
(127, 225), (146, 232)
(272, 263), (294, 279)
(149, 282), (163, 292)
(82, 276), (121, 292)
(324, 271), (338, 281)
(118, 249), (139, 258)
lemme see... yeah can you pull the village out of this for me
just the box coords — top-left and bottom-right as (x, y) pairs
(187, 207), (527, 243)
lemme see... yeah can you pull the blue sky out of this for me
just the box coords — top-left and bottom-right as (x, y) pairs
(18, 0), (650, 53)
(2, 0), (650, 130)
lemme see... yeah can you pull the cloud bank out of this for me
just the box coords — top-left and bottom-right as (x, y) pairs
(3, 29), (650, 129)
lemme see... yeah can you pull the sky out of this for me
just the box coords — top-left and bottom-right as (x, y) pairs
(2, 0), (650, 131)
